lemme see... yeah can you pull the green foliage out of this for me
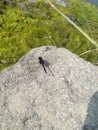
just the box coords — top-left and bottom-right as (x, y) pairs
(0, 0), (98, 71)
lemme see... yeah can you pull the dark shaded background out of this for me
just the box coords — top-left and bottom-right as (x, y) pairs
(83, 92), (98, 130)
(85, 0), (98, 6)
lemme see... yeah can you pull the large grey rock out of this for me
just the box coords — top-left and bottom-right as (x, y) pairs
(0, 46), (98, 130)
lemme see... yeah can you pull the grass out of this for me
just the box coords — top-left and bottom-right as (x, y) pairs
(0, 0), (98, 71)
(47, 0), (98, 47)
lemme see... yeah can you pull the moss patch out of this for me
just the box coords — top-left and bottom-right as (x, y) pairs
(0, 0), (98, 71)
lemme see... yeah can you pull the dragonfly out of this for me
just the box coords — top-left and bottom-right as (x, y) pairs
(38, 57), (47, 73)
(38, 56), (54, 76)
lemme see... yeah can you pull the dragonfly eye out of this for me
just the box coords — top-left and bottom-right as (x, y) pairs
(38, 57), (42, 60)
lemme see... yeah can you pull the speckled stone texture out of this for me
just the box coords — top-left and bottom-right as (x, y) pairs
(0, 46), (98, 130)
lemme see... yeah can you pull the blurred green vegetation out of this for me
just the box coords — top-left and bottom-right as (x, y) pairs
(0, 0), (98, 71)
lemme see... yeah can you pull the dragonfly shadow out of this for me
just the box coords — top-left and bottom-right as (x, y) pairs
(44, 60), (54, 76)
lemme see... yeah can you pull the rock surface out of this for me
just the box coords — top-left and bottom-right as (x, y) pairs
(0, 46), (98, 130)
